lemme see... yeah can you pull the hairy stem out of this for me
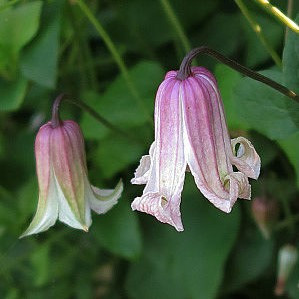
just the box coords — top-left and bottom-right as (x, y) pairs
(176, 46), (299, 103)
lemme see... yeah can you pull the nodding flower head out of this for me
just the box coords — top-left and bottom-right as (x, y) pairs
(131, 67), (260, 231)
(21, 96), (123, 237)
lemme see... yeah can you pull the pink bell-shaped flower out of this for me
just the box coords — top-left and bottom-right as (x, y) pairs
(131, 67), (260, 231)
(21, 96), (123, 237)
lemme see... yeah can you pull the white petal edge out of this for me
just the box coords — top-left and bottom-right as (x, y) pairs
(131, 192), (184, 232)
(55, 173), (91, 231)
(131, 142), (155, 185)
(89, 179), (123, 214)
(230, 137), (261, 179)
(20, 170), (59, 238)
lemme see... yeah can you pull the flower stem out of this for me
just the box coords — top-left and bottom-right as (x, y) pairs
(159, 0), (191, 53)
(235, 0), (282, 68)
(254, 0), (299, 33)
(75, 0), (152, 123)
(176, 46), (299, 103)
(51, 94), (65, 128)
(50, 94), (141, 143)
(68, 99), (142, 143)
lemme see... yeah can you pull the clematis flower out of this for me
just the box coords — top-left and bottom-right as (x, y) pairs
(131, 66), (260, 231)
(21, 107), (122, 237)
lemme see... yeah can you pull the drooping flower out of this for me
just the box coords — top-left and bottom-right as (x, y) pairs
(275, 244), (298, 296)
(131, 67), (260, 231)
(251, 196), (279, 239)
(21, 98), (123, 237)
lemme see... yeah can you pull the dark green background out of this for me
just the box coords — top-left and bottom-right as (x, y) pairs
(0, 0), (298, 298)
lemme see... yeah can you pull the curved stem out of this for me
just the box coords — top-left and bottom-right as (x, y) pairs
(51, 93), (65, 128)
(176, 46), (299, 103)
(50, 94), (142, 143)
(67, 99), (142, 143)
(75, 0), (152, 123)
(254, 0), (299, 33)
(235, 0), (282, 68)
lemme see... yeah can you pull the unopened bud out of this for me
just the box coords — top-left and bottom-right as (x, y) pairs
(275, 244), (298, 296)
(251, 196), (279, 239)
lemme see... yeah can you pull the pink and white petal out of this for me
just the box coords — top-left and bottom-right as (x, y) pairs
(55, 173), (91, 231)
(131, 192), (183, 231)
(131, 142), (155, 185)
(133, 78), (186, 230)
(230, 137), (261, 179)
(20, 171), (59, 238)
(89, 179), (123, 214)
(182, 77), (231, 204)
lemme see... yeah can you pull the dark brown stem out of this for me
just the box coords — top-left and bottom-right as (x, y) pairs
(176, 46), (299, 103)
(51, 93), (66, 128)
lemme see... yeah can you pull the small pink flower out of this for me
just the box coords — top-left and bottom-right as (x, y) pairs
(131, 67), (260, 231)
(21, 120), (122, 237)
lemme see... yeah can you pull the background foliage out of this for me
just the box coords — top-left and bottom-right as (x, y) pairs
(0, 0), (298, 298)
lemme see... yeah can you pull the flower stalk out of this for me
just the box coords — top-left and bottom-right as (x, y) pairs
(176, 46), (299, 103)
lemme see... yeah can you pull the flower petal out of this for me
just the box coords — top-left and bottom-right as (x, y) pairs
(131, 142), (155, 185)
(230, 136), (261, 179)
(20, 170), (59, 238)
(55, 173), (91, 231)
(131, 192), (183, 231)
(89, 179), (123, 214)
(132, 76), (186, 231)
(51, 122), (87, 226)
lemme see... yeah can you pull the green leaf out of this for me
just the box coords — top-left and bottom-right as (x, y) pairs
(0, 1), (42, 72)
(80, 61), (164, 140)
(242, 14), (283, 67)
(21, 1), (62, 88)
(126, 176), (240, 299)
(234, 70), (297, 140)
(30, 244), (50, 287)
(92, 135), (145, 179)
(194, 13), (242, 57)
(91, 199), (142, 260)
(0, 76), (27, 111)
(278, 132), (299, 188)
(223, 228), (274, 293)
(282, 14), (299, 128)
(214, 64), (248, 130)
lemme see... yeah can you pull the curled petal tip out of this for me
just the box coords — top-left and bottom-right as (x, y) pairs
(131, 193), (184, 232)
(82, 225), (89, 232)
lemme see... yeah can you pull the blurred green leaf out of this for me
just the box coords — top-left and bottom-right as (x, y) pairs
(234, 70), (297, 140)
(126, 177), (240, 299)
(80, 60), (164, 140)
(223, 228), (274, 293)
(194, 13), (242, 57)
(0, 1), (42, 73)
(91, 199), (142, 260)
(214, 64), (248, 130)
(0, 76), (27, 111)
(278, 132), (299, 188)
(93, 135), (145, 179)
(21, 1), (63, 88)
(242, 14), (283, 68)
(30, 244), (50, 287)
(282, 14), (299, 129)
